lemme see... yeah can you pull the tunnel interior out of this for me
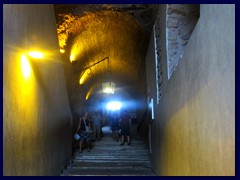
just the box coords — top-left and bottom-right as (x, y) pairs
(54, 4), (157, 124)
(3, 4), (234, 176)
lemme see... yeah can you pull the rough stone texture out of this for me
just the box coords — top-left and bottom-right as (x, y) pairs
(3, 5), (72, 175)
(146, 4), (234, 175)
(153, 11), (163, 104)
(166, 4), (200, 79)
(54, 4), (157, 39)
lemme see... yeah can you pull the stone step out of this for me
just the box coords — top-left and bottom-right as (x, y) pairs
(90, 145), (148, 149)
(62, 167), (154, 176)
(74, 157), (149, 162)
(69, 161), (152, 168)
(74, 156), (150, 160)
(74, 152), (150, 156)
(74, 149), (149, 153)
(75, 155), (150, 158)
(74, 159), (151, 163)
(67, 166), (153, 171)
(91, 146), (147, 148)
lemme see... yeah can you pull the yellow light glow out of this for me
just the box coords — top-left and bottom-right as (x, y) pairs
(70, 54), (75, 62)
(79, 78), (83, 85)
(85, 88), (92, 100)
(79, 69), (91, 85)
(21, 55), (31, 79)
(60, 49), (65, 53)
(79, 74), (88, 84)
(28, 51), (44, 59)
(13, 53), (38, 135)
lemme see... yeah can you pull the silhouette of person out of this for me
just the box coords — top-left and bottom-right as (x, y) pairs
(76, 111), (92, 153)
(119, 110), (131, 146)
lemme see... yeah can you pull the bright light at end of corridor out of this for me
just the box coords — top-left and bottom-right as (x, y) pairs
(70, 54), (75, 62)
(28, 51), (44, 59)
(21, 55), (31, 78)
(106, 101), (122, 111)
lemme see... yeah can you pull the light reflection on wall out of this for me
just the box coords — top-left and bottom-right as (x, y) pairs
(70, 46), (79, 63)
(85, 84), (101, 101)
(21, 55), (31, 79)
(79, 68), (91, 85)
(17, 53), (38, 131)
(85, 87), (93, 100)
(70, 53), (75, 62)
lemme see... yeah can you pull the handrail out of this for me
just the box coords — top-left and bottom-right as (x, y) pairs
(75, 57), (109, 74)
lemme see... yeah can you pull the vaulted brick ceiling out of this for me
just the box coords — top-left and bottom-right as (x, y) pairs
(54, 4), (158, 105)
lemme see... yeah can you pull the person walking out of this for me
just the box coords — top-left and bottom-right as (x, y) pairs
(111, 112), (120, 142)
(76, 111), (92, 153)
(119, 110), (131, 146)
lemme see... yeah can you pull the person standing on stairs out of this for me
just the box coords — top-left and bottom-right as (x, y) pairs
(111, 112), (120, 142)
(119, 110), (131, 146)
(92, 111), (102, 141)
(76, 111), (93, 153)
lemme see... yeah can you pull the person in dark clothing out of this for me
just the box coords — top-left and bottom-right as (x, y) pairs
(111, 113), (120, 142)
(119, 110), (131, 146)
(76, 112), (92, 153)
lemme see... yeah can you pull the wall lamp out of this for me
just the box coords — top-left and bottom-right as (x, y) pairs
(21, 51), (44, 79)
(102, 82), (115, 94)
(27, 51), (44, 59)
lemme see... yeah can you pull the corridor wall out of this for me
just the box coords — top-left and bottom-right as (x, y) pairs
(3, 5), (73, 175)
(146, 4), (235, 175)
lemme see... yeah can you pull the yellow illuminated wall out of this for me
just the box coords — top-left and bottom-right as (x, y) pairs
(3, 5), (72, 175)
(58, 11), (147, 86)
(79, 69), (92, 85)
(145, 5), (235, 176)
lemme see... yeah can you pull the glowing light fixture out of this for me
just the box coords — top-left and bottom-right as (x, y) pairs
(60, 49), (65, 53)
(28, 51), (44, 59)
(79, 77), (84, 85)
(149, 98), (154, 120)
(102, 82), (115, 94)
(70, 54), (75, 62)
(21, 55), (31, 78)
(106, 101), (122, 111)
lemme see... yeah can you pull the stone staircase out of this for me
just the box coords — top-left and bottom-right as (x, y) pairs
(61, 135), (154, 176)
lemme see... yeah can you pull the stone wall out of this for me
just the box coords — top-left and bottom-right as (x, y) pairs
(146, 4), (235, 175)
(166, 4), (200, 79)
(3, 5), (73, 175)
